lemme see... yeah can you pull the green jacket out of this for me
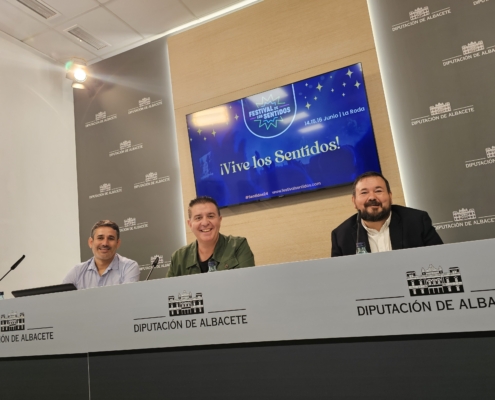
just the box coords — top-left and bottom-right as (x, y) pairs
(167, 234), (255, 277)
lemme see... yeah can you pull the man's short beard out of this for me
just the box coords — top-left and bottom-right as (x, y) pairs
(361, 205), (392, 222)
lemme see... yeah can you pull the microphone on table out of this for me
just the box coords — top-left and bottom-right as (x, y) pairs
(146, 257), (160, 281)
(355, 211), (365, 254)
(0, 255), (25, 283)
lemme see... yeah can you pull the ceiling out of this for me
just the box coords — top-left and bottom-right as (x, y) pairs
(0, 0), (259, 65)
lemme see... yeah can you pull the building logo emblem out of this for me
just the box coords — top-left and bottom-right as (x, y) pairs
(465, 145), (495, 168)
(392, 5), (451, 32)
(453, 208), (476, 221)
(1, 312), (25, 332)
(443, 40), (495, 66)
(168, 291), (204, 316)
(411, 100), (474, 126)
(109, 140), (143, 157)
(128, 97), (163, 115)
(241, 85), (297, 139)
(89, 182), (122, 199)
(85, 110), (117, 128)
(406, 265), (464, 296)
(409, 7), (429, 20)
(434, 207), (495, 230)
(120, 217), (148, 232)
(134, 172), (170, 189)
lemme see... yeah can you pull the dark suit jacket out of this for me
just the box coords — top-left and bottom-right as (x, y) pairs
(331, 205), (443, 257)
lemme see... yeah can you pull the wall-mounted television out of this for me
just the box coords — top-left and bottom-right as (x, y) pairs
(186, 63), (381, 208)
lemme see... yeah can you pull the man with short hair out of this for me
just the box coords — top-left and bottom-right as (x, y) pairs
(331, 171), (443, 257)
(63, 220), (140, 289)
(167, 196), (255, 277)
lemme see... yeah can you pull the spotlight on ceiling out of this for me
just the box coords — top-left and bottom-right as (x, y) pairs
(65, 58), (88, 89)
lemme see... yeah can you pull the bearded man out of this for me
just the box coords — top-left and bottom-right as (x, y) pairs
(331, 171), (443, 257)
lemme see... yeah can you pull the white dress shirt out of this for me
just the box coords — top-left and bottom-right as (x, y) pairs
(361, 212), (393, 253)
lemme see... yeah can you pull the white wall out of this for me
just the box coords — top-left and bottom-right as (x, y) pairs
(0, 33), (80, 298)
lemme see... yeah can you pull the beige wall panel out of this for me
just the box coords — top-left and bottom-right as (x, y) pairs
(168, 0), (403, 266)
(169, 0), (376, 109)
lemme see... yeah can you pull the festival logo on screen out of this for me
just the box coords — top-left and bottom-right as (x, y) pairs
(128, 97), (163, 115)
(411, 101), (474, 126)
(391, 5), (451, 32)
(109, 140), (143, 157)
(89, 182), (122, 199)
(134, 172), (170, 189)
(120, 217), (148, 232)
(0, 312), (54, 343)
(465, 146), (495, 168)
(241, 85), (297, 139)
(443, 40), (495, 66)
(434, 207), (495, 230)
(85, 110), (117, 128)
(406, 266), (464, 297)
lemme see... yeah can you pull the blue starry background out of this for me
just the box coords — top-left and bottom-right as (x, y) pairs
(186, 63), (381, 207)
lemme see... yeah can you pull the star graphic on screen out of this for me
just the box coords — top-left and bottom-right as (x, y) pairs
(346, 69), (353, 78)
(331, 88), (334, 92)
(305, 102), (311, 109)
(342, 93), (346, 97)
(197, 129), (202, 135)
(190, 138), (192, 141)
(314, 96), (317, 100)
(355, 81), (361, 89)
(204, 137), (206, 141)
(305, 83), (308, 87)
(343, 82), (346, 87)
(212, 130), (216, 137)
(316, 83), (323, 91)
(229, 105), (232, 109)
(235, 114), (239, 120)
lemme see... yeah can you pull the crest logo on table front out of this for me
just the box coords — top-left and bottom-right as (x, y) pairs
(0, 312), (25, 332)
(168, 291), (205, 316)
(406, 265), (464, 297)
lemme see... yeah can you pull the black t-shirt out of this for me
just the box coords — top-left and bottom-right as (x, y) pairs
(198, 252), (213, 273)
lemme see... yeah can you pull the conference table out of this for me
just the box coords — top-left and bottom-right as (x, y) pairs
(1, 239), (495, 399)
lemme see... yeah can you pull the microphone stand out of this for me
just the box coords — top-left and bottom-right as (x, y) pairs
(0, 255), (25, 283)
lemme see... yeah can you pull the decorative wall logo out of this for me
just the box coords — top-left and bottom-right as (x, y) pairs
(241, 85), (297, 139)
(407, 265), (463, 296)
(134, 172), (170, 189)
(443, 40), (495, 66)
(109, 140), (143, 157)
(462, 41), (484, 55)
(1, 312), (25, 332)
(434, 208), (495, 230)
(465, 145), (495, 168)
(453, 208), (476, 221)
(128, 97), (163, 114)
(85, 110), (117, 127)
(429, 102), (451, 115)
(138, 255), (169, 272)
(473, 0), (490, 6)
(168, 291), (205, 317)
(120, 217), (148, 232)
(409, 6), (429, 20)
(89, 182), (122, 199)
(392, 5), (451, 32)
(411, 101), (474, 126)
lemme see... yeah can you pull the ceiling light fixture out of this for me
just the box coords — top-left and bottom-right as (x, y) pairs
(65, 58), (88, 89)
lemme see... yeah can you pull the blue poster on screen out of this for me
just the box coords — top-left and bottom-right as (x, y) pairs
(187, 63), (380, 208)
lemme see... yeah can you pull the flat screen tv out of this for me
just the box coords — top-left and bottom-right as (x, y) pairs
(186, 63), (381, 208)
